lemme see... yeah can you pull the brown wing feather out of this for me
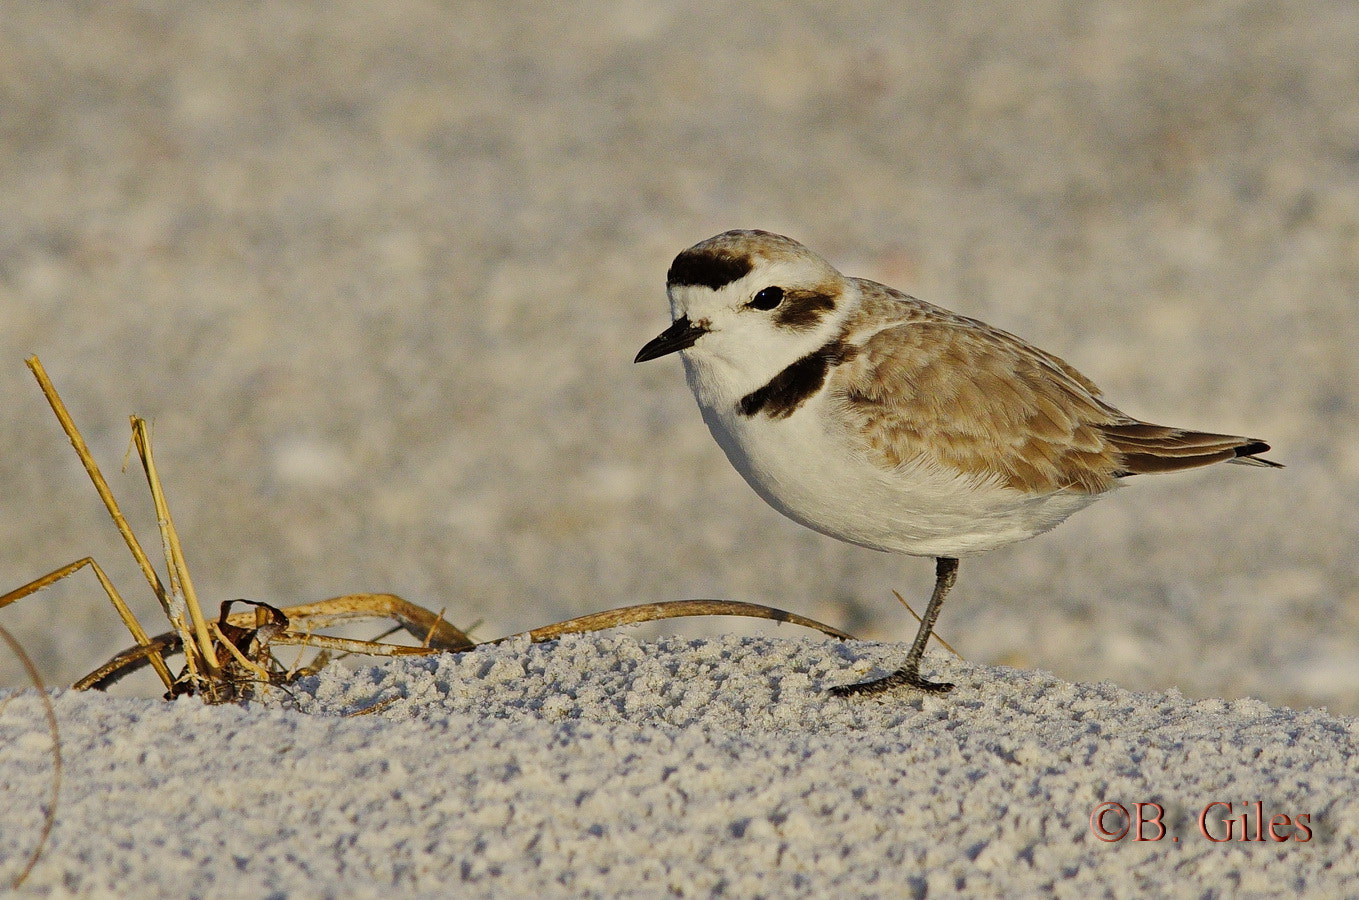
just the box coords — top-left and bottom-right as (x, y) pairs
(830, 281), (1280, 492)
(831, 287), (1126, 494)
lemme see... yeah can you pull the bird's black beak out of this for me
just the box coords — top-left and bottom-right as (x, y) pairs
(634, 315), (708, 363)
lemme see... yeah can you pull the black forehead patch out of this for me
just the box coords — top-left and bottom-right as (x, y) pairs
(773, 289), (836, 331)
(667, 248), (753, 290)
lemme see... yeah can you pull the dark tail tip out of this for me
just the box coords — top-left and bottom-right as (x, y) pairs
(1234, 441), (1284, 468)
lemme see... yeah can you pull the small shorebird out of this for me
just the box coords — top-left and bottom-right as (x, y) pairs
(636, 229), (1280, 696)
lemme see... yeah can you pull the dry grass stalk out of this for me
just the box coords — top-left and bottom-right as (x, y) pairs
(500, 599), (855, 644)
(892, 589), (961, 658)
(0, 623), (60, 889)
(24, 360), (173, 615)
(130, 416), (224, 696)
(0, 559), (175, 691)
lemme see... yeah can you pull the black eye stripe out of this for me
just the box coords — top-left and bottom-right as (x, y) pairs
(772, 289), (836, 331)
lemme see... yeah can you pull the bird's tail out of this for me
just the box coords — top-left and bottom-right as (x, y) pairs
(1101, 422), (1282, 476)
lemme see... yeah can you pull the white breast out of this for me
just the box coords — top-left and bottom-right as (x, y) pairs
(696, 387), (1101, 558)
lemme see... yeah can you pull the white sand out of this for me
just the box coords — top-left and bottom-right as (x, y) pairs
(2, 634), (1356, 896)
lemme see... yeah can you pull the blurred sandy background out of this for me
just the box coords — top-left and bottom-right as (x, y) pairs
(2, 1), (1356, 712)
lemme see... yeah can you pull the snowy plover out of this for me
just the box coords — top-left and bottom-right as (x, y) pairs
(636, 229), (1280, 696)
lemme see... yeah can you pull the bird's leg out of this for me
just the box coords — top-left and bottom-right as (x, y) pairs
(830, 556), (959, 697)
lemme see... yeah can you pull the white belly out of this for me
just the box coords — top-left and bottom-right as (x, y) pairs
(698, 393), (1101, 558)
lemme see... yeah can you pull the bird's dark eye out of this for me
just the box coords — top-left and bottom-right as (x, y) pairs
(748, 286), (785, 310)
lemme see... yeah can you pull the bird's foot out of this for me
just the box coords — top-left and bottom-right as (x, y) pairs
(829, 667), (954, 697)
